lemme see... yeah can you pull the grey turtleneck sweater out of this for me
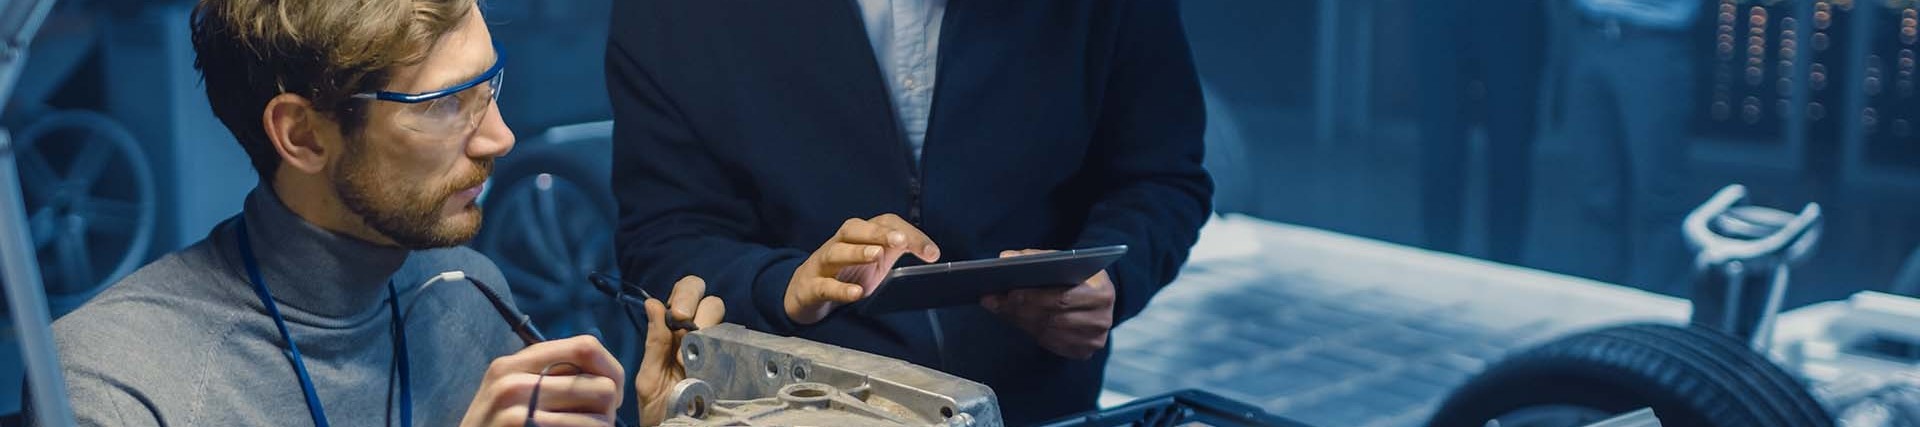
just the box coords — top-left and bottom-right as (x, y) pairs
(51, 187), (525, 426)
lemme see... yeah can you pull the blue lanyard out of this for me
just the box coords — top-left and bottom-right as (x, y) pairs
(236, 218), (412, 427)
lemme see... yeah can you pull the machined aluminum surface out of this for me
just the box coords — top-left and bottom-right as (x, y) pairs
(660, 324), (1002, 427)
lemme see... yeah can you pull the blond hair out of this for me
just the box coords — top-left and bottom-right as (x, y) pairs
(190, 0), (475, 183)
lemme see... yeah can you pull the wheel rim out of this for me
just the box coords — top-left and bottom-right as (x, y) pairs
(472, 171), (614, 333)
(12, 111), (156, 315)
(1491, 404), (1616, 427)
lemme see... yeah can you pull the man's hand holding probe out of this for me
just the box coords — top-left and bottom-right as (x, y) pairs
(460, 276), (723, 427)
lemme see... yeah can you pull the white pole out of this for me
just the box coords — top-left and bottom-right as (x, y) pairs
(0, 130), (76, 426)
(1, 0), (78, 424)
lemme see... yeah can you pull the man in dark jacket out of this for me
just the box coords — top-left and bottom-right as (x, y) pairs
(607, 0), (1212, 423)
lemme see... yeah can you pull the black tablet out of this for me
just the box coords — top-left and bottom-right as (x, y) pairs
(858, 245), (1128, 315)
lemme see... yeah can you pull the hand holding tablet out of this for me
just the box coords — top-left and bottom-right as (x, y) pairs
(859, 245), (1127, 314)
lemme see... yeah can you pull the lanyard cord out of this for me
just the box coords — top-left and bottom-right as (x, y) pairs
(236, 218), (412, 427)
(388, 281), (413, 426)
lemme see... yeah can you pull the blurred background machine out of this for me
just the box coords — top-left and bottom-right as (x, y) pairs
(1, 0), (80, 425)
(0, 0), (1917, 425)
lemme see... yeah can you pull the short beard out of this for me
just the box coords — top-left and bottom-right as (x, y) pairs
(331, 136), (491, 249)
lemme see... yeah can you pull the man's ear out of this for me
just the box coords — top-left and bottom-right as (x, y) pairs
(260, 93), (332, 175)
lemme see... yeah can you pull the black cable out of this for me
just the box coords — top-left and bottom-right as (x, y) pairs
(403, 272), (639, 426)
(588, 272), (699, 331)
(618, 298), (646, 340)
(464, 275), (547, 345)
(525, 362), (634, 427)
(385, 350), (399, 427)
(589, 273), (650, 334)
(399, 273), (456, 321)
(525, 361), (577, 427)
(400, 272), (546, 346)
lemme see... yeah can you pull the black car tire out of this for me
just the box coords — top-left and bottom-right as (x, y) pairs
(1427, 323), (1831, 427)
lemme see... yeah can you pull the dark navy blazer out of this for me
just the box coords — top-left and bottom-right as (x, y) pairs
(607, 0), (1211, 423)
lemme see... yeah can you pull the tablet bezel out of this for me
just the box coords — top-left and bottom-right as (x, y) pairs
(858, 245), (1128, 315)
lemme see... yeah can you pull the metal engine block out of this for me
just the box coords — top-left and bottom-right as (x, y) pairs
(660, 324), (1003, 427)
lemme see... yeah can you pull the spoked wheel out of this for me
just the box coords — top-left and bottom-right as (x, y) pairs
(475, 172), (616, 331)
(469, 134), (618, 338)
(471, 131), (658, 424)
(9, 111), (156, 315)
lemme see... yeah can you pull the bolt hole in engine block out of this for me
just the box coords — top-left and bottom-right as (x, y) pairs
(786, 385), (829, 399)
(659, 324), (1002, 426)
(687, 396), (706, 418)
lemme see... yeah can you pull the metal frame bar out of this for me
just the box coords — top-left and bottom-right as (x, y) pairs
(0, 131), (75, 426)
(1, 0), (79, 425)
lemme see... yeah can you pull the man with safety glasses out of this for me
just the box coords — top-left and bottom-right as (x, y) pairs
(47, 0), (715, 426)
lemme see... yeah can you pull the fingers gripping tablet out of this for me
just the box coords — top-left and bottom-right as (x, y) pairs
(858, 245), (1127, 315)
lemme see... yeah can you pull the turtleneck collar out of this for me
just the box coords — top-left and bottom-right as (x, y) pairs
(232, 186), (411, 321)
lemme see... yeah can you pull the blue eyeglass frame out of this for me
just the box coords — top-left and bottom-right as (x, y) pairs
(352, 42), (506, 104)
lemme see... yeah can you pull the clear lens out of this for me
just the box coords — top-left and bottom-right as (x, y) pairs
(396, 70), (503, 136)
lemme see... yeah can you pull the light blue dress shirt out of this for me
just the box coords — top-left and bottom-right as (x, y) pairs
(855, 0), (946, 163)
